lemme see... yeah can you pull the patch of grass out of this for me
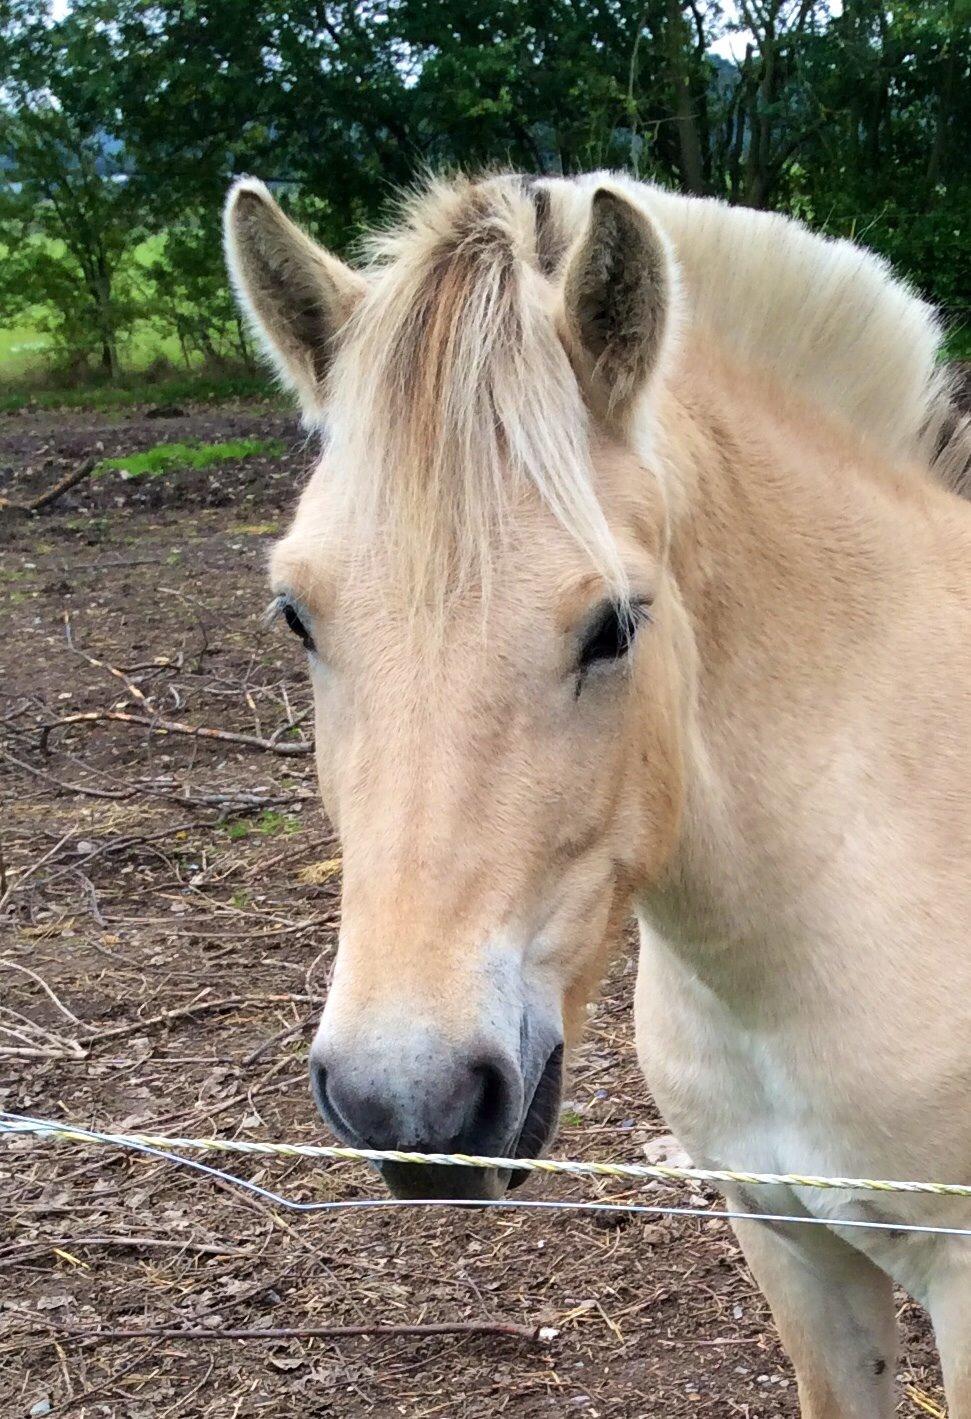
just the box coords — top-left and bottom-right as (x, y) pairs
(255, 810), (300, 837)
(0, 369), (279, 414)
(231, 521), (281, 536)
(95, 438), (285, 480)
(223, 810), (300, 843)
(0, 323), (50, 374)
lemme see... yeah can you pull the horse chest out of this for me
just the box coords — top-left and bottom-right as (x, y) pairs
(633, 926), (846, 1179)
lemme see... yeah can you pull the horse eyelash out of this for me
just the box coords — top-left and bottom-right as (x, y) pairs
(575, 597), (652, 698)
(264, 595), (285, 629)
(267, 595), (316, 653)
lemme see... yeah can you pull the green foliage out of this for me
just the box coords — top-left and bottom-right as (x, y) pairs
(140, 216), (253, 365)
(1, 0), (968, 393)
(0, 368), (277, 413)
(223, 811), (300, 841)
(94, 437), (285, 479)
(255, 810), (300, 837)
(0, 2), (153, 376)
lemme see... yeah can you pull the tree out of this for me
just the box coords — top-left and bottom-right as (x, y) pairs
(0, 1), (151, 377)
(2, 1), (967, 380)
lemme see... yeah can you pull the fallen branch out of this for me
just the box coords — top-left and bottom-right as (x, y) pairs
(58, 1320), (556, 1345)
(0, 1236), (246, 1264)
(2, 747), (313, 809)
(0, 830), (75, 914)
(242, 1016), (315, 1067)
(0, 1046), (86, 1061)
(44, 709), (313, 757)
(1, 748), (132, 799)
(0, 959), (85, 1027)
(63, 612), (151, 707)
(0, 458), (97, 515)
(35, 823), (200, 898)
(0, 992), (324, 1060)
(85, 992), (325, 1045)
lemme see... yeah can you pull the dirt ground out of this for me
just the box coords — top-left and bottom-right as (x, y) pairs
(0, 401), (948, 1417)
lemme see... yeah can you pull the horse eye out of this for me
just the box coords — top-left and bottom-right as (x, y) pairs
(282, 601), (315, 653)
(578, 600), (648, 672)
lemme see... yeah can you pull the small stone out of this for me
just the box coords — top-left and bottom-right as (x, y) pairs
(30, 1399), (52, 1417)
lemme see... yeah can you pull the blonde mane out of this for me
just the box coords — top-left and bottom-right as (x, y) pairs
(319, 172), (967, 606)
(537, 173), (967, 486)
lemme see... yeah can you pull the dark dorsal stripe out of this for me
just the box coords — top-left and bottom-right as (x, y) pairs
(523, 177), (568, 280)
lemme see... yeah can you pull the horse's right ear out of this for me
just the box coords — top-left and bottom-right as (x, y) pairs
(560, 187), (675, 425)
(224, 178), (365, 423)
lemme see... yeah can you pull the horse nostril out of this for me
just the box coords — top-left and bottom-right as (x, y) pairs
(468, 1058), (512, 1152)
(310, 1058), (360, 1143)
(309, 1058), (331, 1120)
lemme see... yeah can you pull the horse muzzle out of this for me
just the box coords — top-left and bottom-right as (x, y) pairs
(309, 1031), (564, 1201)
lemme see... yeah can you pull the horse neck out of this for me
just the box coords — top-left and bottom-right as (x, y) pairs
(644, 351), (945, 962)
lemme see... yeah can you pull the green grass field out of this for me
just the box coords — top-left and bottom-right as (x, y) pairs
(0, 321), (51, 376)
(1, 232), (196, 384)
(0, 227), (276, 410)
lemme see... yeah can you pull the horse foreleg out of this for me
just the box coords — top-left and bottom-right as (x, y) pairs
(929, 1259), (971, 1419)
(726, 1196), (897, 1419)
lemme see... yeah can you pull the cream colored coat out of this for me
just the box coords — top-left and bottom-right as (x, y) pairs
(225, 171), (971, 1418)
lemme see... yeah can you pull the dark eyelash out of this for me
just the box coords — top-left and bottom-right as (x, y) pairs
(274, 596), (315, 653)
(578, 599), (650, 672)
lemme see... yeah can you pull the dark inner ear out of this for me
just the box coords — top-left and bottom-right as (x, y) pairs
(583, 199), (666, 363)
(575, 210), (634, 358)
(256, 255), (332, 385)
(234, 196), (334, 384)
(563, 188), (671, 420)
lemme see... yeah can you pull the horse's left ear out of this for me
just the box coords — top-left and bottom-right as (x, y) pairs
(224, 177), (366, 423)
(560, 187), (674, 423)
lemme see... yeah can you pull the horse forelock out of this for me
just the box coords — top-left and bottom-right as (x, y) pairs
(317, 176), (629, 612)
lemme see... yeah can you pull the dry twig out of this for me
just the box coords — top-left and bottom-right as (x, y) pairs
(58, 1321), (555, 1345)
(0, 458), (97, 515)
(44, 709), (313, 756)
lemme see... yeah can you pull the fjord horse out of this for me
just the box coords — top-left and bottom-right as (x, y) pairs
(225, 172), (971, 1416)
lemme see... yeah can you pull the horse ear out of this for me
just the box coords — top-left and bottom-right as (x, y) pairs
(224, 178), (365, 423)
(561, 187), (674, 422)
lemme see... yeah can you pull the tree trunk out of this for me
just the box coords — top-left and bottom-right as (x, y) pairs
(926, 7), (958, 187)
(665, 0), (707, 194)
(728, 48), (754, 205)
(93, 260), (120, 382)
(744, 24), (778, 208)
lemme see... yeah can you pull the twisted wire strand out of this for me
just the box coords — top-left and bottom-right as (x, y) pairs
(2, 1112), (970, 1196)
(2, 1113), (969, 1237)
